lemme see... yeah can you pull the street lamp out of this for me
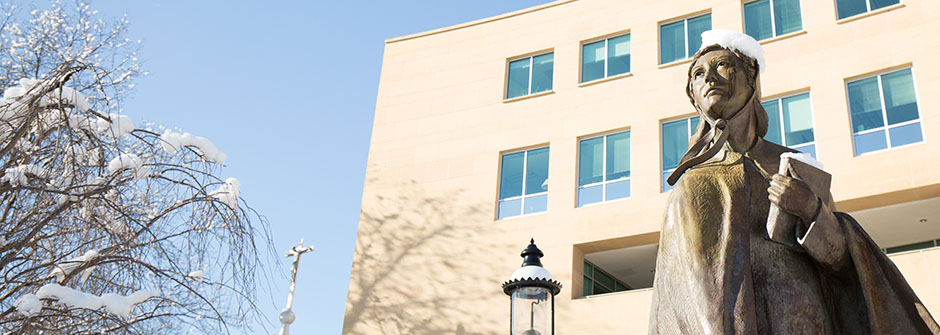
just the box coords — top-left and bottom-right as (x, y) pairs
(502, 239), (561, 335)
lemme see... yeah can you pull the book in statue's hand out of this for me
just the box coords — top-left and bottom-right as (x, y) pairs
(766, 152), (831, 247)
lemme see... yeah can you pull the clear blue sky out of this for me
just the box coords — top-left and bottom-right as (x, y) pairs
(85, 1), (553, 334)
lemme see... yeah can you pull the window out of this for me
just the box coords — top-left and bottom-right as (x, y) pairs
(743, 0), (803, 41)
(885, 239), (940, 254)
(581, 34), (631, 83)
(497, 147), (549, 219)
(836, 0), (899, 20)
(583, 261), (631, 296)
(762, 92), (817, 157)
(578, 131), (630, 207)
(847, 68), (922, 156)
(661, 116), (700, 192)
(506, 53), (554, 99)
(659, 13), (711, 64)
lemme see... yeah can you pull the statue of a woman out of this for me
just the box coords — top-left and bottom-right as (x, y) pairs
(648, 30), (939, 335)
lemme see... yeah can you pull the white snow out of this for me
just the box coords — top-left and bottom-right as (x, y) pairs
(17, 284), (160, 317)
(1, 78), (91, 112)
(780, 152), (825, 171)
(188, 270), (204, 283)
(2, 164), (44, 187)
(210, 178), (240, 208)
(97, 114), (134, 137)
(50, 250), (98, 282)
(107, 153), (147, 179)
(14, 294), (41, 316)
(160, 130), (227, 164)
(699, 29), (766, 73)
(508, 265), (555, 282)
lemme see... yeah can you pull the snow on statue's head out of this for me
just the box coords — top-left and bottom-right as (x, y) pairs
(685, 29), (768, 138)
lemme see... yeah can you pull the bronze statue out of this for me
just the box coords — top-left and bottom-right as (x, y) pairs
(648, 30), (939, 335)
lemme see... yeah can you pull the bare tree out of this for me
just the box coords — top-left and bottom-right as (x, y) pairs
(0, 1), (273, 334)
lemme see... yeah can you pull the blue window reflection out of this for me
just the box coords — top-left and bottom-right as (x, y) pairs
(506, 52), (553, 99)
(847, 68), (922, 155)
(660, 13), (711, 64)
(661, 117), (699, 192)
(578, 131), (631, 206)
(498, 147), (550, 219)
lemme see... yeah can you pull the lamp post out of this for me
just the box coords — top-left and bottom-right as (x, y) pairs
(279, 238), (315, 335)
(502, 239), (561, 335)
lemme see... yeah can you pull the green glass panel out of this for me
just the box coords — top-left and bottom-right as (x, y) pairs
(506, 58), (530, 99)
(581, 40), (605, 83)
(583, 277), (593, 296)
(608, 35), (630, 76)
(886, 240), (935, 254)
(871, 0), (900, 11)
(499, 152), (524, 199)
(578, 137), (604, 186)
(782, 93), (814, 146)
(744, 0), (773, 41)
(762, 100), (782, 145)
(606, 132), (630, 180)
(774, 0), (803, 35)
(524, 148), (549, 195)
(660, 20), (685, 64)
(614, 281), (629, 292)
(847, 77), (885, 133)
(687, 14), (712, 56)
(531, 53), (554, 94)
(593, 283), (611, 295)
(584, 262), (594, 277)
(594, 269), (615, 289)
(881, 69), (919, 125)
(662, 119), (690, 170)
(836, 0), (867, 19)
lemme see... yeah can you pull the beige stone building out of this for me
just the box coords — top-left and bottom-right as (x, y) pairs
(344, 0), (940, 334)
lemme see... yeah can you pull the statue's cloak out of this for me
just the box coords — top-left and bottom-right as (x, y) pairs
(648, 139), (939, 335)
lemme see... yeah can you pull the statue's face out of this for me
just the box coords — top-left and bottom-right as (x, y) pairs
(689, 49), (753, 120)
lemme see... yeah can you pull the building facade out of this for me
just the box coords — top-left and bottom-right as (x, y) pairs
(344, 0), (940, 334)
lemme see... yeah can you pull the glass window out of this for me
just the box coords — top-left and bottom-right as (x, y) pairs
(762, 92), (817, 158)
(498, 147), (550, 219)
(581, 34), (631, 83)
(847, 68), (922, 156)
(506, 52), (554, 99)
(583, 260), (630, 296)
(744, 0), (803, 41)
(836, 0), (900, 20)
(578, 131), (630, 207)
(661, 116), (700, 192)
(659, 13), (712, 64)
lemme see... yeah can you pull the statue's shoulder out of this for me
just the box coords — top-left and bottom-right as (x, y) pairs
(750, 139), (798, 164)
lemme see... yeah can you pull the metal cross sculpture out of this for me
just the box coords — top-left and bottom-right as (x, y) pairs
(279, 238), (315, 335)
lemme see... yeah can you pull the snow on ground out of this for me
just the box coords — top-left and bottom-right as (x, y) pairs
(160, 130), (227, 164)
(14, 284), (160, 317)
(210, 178), (240, 208)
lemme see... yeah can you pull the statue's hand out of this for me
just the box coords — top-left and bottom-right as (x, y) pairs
(768, 173), (820, 224)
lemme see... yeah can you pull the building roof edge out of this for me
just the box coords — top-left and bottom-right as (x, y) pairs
(384, 0), (577, 44)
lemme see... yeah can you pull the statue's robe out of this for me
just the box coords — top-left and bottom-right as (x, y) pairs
(649, 138), (940, 335)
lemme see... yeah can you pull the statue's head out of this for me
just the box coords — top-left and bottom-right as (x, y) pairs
(684, 30), (767, 138)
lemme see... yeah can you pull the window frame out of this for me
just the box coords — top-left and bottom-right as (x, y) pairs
(579, 32), (631, 84)
(583, 260), (631, 296)
(762, 91), (817, 156)
(576, 129), (631, 207)
(496, 146), (550, 220)
(658, 11), (712, 65)
(835, 0), (901, 20)
(504, 51), (554, 100)
(660, 115), (700, 192)
(845, 66), (924, 156)
(742, 0), (804, 40)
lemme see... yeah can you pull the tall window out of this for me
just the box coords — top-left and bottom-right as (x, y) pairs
(506, 53), (554, 99)
(581, 34), (631, 83)
(847, 68), (922, 156)
(661, 116), (700, 192)
(763, 92), (816, 157)
(578, 131), (630, 207)
(659, 13), (711, 64)
(836, 0), (900, 20)
(743, 0), (802, 41)
(498, 147), (549, 219)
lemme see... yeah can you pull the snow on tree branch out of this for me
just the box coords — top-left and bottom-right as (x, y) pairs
(0, 1), (274, 334)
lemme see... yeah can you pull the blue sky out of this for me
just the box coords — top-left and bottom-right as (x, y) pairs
(86, 1), (552, 334)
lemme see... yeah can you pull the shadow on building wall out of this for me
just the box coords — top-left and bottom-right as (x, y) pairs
(343, 178), (511, 335)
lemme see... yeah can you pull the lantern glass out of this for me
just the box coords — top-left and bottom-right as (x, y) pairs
(511, 286), (550, 335)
